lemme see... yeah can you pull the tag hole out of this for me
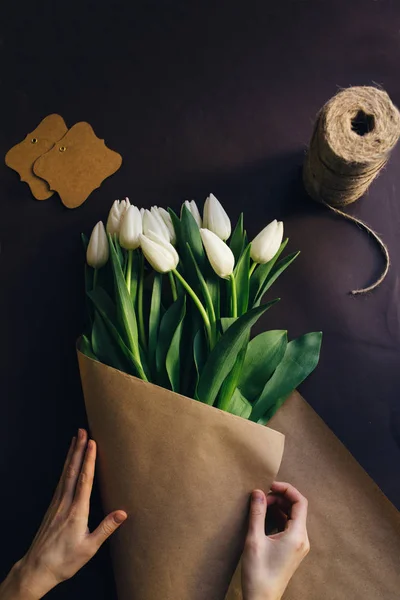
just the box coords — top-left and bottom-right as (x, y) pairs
(31, 138), (38, 144)
(59, 146), (67, 152)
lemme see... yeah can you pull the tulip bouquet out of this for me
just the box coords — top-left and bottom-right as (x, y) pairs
(78, 194), (321, 600)
(80, 194), (321, 424)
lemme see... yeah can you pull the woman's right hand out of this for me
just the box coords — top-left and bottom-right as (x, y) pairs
(241, 481), (310, 600)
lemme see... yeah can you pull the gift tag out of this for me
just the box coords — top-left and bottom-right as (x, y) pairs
(33, 122), (122, 209)
(5, 114), (68, 200)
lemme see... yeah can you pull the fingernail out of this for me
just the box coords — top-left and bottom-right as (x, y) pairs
(78, 428), (84, 440)
(114, 511), (127, 524)
(252, 490), (264, 503)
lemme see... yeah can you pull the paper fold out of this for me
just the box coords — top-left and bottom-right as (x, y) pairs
(78, 352), (285, 600)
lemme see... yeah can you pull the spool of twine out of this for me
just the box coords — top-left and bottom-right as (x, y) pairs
(303, 86), (400, 294)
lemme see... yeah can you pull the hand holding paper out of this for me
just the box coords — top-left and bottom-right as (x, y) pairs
(242, 483), (310, 600)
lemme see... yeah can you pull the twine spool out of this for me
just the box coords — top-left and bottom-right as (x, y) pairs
(303, 86), (400, 294)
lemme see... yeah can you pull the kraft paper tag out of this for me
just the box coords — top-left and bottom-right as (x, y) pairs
(33, 122), (122, 209)
(5, 114), (68, 200)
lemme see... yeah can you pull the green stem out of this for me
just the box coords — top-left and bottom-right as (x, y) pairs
(249, 261), (257, 277)
(230, 274), (238, 318)
(172, 269), (213, 346)
(201, 283), (217, 348)
(168, 271), (178, 301)
(93, 269), (98, 290)
(126, 250), (133, 294)
(138, 255), (147, 350)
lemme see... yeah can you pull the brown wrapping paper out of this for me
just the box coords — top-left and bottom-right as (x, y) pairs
(78, 352), (285, 600)
(226, 393), (400, 600)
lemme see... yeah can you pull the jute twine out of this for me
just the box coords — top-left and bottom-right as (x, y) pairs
(303, 86), (400, 294)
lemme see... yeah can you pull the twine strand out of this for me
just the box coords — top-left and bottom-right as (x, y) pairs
(303, 86), (400, 294)
(321, 201), (390, 295)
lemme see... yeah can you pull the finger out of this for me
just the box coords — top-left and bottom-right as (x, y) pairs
(31, 435), (77, 544)
(270, 482), (308, 530)
(72, 439), (96, 515)
(62, 429), (88, 504)
(49, 435), (77, 507)
(247, 489), (267, 540)
(89, 511), (128, 550)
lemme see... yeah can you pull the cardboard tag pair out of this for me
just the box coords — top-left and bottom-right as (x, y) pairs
(5, 114), (122, 208)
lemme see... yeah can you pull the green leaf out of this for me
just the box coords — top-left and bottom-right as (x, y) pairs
(129, 250), (141, 307)
(108, 234), (146, 378)
(256, 395), (289, 425)
(180, 205), (205, 271)
(112, 233), (125, 268)
(165, 297), (186, 392)
(87, 288), (144, 377)
(193, 328), (207, 382)
(229, 213), (245, 262)
(225, 388), (252, 419)
(249, 239), (288, 306)
(250, 332), (323, 422)
(206, 276), (220, 320)
(91, 311), (127, 373)
(186, 244), (217, 341)
(148, 273), (163, 374)
(234, 243), (251, 315)
(79, 335), (97, 360)
(239, 330), (288, 401)
(197, 301), (279, 406)
(254, 251), (300, 307)
(156, 296), (186, 388)
(87, 285), (117, 322)
(217, 334), (249, 411)
(220, 317), (237, 333)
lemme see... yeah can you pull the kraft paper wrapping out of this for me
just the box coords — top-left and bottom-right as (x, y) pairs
(77, 352), (285, 600)
(226, 393), (400, 600)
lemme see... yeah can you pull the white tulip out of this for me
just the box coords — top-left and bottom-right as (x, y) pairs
(119, 205), (142, 250)
(181, 200), (202, 228)
(106, 198), (130, 235)
(157, 206), (177, 245)
(200, 228), (235, 279)
(250, 220), (284, 264)
(203, 193), (231, 240)
(86, 221), (109, 269)
(143, 208), (170, 242)
(139, 231), (179, 273)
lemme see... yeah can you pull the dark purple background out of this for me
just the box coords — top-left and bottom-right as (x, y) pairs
(1, 1), (399, 597)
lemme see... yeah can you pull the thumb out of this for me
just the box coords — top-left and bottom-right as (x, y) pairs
(247, 490), (267, 540)
(90, 510), (127, 549)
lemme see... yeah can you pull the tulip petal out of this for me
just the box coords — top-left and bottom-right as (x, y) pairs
(203, 193), (231, 240)
(200, 228), (235, 279)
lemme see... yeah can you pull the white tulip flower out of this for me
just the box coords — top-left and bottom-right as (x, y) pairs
(181, 200), (202, 228)
(200, 228), (235, 279)
(139, 231), (179, 273)
(143, 208), (170, 242)
(250, 220), (284, 264)
(203, 193), (231, 240)
(157, 206), (177, 245)
(119, 205), (142, 250)
(86, 221), (109, 269)
(106, 198), (130, 235)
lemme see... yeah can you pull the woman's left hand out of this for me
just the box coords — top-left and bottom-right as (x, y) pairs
(1, 429), (127, 599)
